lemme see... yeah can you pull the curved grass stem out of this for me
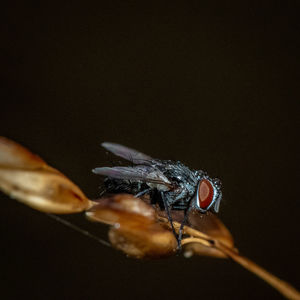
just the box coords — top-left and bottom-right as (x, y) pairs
(158, 216), (300, 300)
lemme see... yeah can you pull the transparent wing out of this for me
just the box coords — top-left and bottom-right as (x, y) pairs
(92, 166), (172, 187)
(101, 142), (153, 164)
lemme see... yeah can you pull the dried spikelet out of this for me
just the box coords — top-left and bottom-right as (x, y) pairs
(0, 137), (91, 213)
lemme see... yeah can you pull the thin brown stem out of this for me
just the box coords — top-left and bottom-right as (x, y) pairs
(158, 216), (300, 300)
(214, 241), (300, 300)
(181, 237), (211, 247)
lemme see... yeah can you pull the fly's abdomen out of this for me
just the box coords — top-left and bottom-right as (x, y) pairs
(104, 178), (147, 195)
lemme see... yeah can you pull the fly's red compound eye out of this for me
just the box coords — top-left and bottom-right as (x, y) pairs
(198, 179), (214, 209)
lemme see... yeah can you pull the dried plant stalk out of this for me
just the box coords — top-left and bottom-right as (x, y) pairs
(160, 218), (300, 300)
(215, 242), (300, 300)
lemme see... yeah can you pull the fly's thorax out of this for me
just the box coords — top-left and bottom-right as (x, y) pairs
(165, 180), (197, 203)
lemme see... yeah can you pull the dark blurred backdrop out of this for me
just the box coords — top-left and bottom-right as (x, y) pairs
(1, 2), (299, 300)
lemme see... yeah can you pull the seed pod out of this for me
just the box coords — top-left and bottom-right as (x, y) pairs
(87, 194), (177, 258)
(0, 137), (91, 213)
(183, 211), (234, 258)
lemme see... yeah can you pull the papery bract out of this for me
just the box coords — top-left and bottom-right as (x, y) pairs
(0, 137), (91, 213)
(87, 194), (177, 258)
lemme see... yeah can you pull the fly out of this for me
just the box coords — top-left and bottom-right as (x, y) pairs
(92, 142), (222, 248)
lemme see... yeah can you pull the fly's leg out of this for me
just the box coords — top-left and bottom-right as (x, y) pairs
(134, 188), (152, 198)
(177, 206), (192, 250)
(161, 192), (178, 245)
(98, 188), (106, 198)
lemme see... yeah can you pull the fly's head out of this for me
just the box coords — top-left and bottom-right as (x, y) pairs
(193, 170), (222, 213)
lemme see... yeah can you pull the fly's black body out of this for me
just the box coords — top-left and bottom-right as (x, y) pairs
(93, 143), (222, 248)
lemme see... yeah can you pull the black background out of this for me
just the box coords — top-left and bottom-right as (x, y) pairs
(1, 2), (299, 300)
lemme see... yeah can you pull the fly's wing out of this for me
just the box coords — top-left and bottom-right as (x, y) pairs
(101, 142), (153, 164)
(92, 166), (172, 188)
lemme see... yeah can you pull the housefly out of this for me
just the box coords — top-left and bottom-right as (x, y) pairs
(92, 143), (222, 248)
